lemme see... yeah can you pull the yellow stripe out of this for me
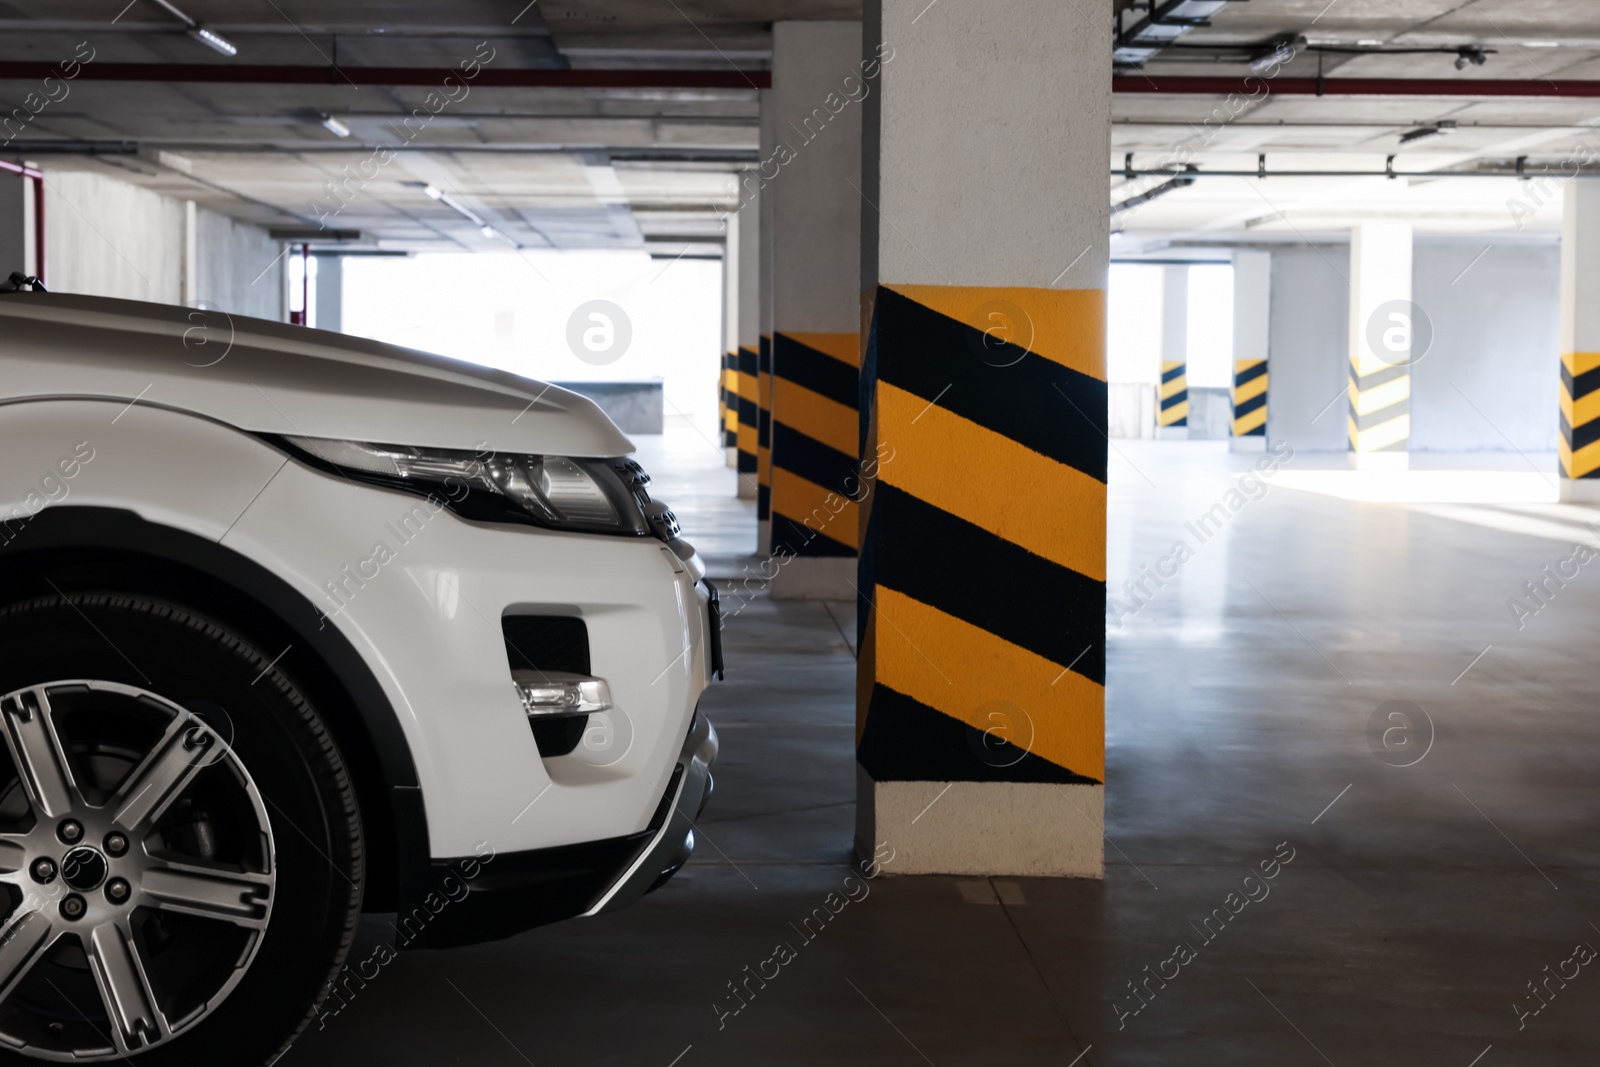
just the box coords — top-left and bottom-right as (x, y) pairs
(1158, 401), (1189, 426)
(1351, 350), (1403, 378)
(1233, 373), (1267, 404)
(1562, 435), (1600, 479)
(784, 331), (860, 369)
(1159, 377), (1187, 401)
(874, 587), (1103, 781)
(1351, 412), (1410, 452)
(1161, 361), (1185, 373)
(1563, 351), (1600, 378)
(773, 379), (858, 458)
(1351, 374), (1410, 418)
(878, 381), (1105, 582)
(1561, 379), (1600, 429)
(770, 468), (858, 550)
(737, 370), (756, 404)
(1233, 406), (1267, 434)
(888, 285), (1106, 381)
(737, 425), (757, 455)
(723, 407), (738, 433)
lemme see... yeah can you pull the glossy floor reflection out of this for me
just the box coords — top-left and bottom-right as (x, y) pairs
(293, 436), (1600, 1066)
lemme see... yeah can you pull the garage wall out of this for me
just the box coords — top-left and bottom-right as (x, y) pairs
(196, 208), (285, 321)
(1410, 238), (1560, 452)
(1267, 246), (1350, 453)
(39, 167), (283, 319)
(44, 170), (184, 303)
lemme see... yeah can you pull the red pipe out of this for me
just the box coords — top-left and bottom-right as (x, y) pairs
(1113, 75), (1600, 98)
(0, 62), (770, 89)
(0, 157), (44, 285)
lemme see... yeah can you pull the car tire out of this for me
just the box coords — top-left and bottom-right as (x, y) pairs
(0, 592), (363, 1065)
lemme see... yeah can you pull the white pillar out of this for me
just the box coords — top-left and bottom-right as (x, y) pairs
(856, 0), (1107, 877)
(315, 254), (343, 333)
(1158, 264), (1188, 438)
(1347, 222), (1414, 466)
(1232, 250), (1271, 451)
(1561, 183), (1600, 499)
(767, 20), (864, 599)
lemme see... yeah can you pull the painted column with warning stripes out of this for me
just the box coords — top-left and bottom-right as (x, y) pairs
(767, 21), (864, 598)
(857, 0), (1107, 876)
(756, 87), (777, 537)
(721, 211), (741, 466)
(1231, 251), (1270, 451)
(1347, 223), (1413, 465)
(1158, 264), (1187, 438)
(1561, 183), (1600, 500)
(733, 182), (761, 500)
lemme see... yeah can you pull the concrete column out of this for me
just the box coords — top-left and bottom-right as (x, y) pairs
(1158, 265), (1188, 439)
(1561, 183), (1600, 498)
(756, 88), (777, 539)
(721, 212), (740, 464)
(1232, 250), (1271, 451)
(1347, 222), (1414, 465)
(765, 20), (864, 599)
(315, 254), (343, 333)
(855, 0), (1107, 877)
(734, 191), (760, 500)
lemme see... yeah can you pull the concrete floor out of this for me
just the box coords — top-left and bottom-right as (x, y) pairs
(293, 431), (1600, 1066)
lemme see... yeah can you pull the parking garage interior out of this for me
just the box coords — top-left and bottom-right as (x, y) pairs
(5, 1), (1600, 1064)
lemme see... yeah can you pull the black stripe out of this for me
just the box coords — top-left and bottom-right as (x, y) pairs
(774, 333), (858, 410)
(772, 512), (856, 557)
(1235, 392), (1265, 418)
(771, 423), (858, 494)
(857, 685), (1101, 785)
(758, 484), (770, 514)
(874, 484), (1104, 685)
(1160, 391), (1188, 412)
(1566, 408), (1600, 452)
(758, 406), (771, 449)
(1241, 424), (1265, 437)
(1566, 362), (1600, 401)
(738, 346), (757, 377)
(737, 452), (757, 473)
(1350, 361), (1407, 391)
(1234, 360), (1267, 388)
(873, 287), (1108, 484)
(1354, 401), (1408, 433)
(737, 396), (757, 427)
(1161, 364), (1186, 384)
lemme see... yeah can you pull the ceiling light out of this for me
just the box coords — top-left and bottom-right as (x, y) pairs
(480, 226), (496, 239)
(421, 184), (493, 232)
(320, 114), (351, 139)
(1399, 121), (1456, 146)
(188, 26), (238, 56)
(423, 185), (445, 201)
(1357, 39), (1383, 47)
(1249, 40), (1298, 73)
(1524, 41), (1560, 48)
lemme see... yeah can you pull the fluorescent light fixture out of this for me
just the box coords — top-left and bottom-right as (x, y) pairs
(189, 26), (238, 56)
(1248, 40), (1297, 73)
(1357, 39), (1383, 46)
(1399, 121), (1456, 146)
(320, 114), (351, 138)
(1524, 41), (1560, 48)
(421, 184), (495, 233)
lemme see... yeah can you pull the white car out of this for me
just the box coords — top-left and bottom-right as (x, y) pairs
(0, 284), (720, 1064)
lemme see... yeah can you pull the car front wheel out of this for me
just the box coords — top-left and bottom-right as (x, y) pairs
(0, 593), (363, 1064)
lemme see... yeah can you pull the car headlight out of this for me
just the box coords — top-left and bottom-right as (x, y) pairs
(274, 435), (656, 536)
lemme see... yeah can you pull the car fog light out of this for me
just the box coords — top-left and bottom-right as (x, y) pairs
(513, 671), (613, 718)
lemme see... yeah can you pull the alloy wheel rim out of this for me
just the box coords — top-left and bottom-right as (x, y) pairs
(0, 680), (276, 1060)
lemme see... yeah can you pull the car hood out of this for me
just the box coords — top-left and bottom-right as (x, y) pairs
(0, 292), (635, 457)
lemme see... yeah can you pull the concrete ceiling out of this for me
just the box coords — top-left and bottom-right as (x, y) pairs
(1, 0), (1596, 252)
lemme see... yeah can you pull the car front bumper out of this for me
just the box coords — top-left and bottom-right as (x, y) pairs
(405, 710), (718, 948)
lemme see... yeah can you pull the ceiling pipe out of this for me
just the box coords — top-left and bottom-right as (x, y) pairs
(0, 158), (44, 285)
(1113, 75), (1600, 97)
(0, 62), (769, 89)
(1113, 165), (1598, 180)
